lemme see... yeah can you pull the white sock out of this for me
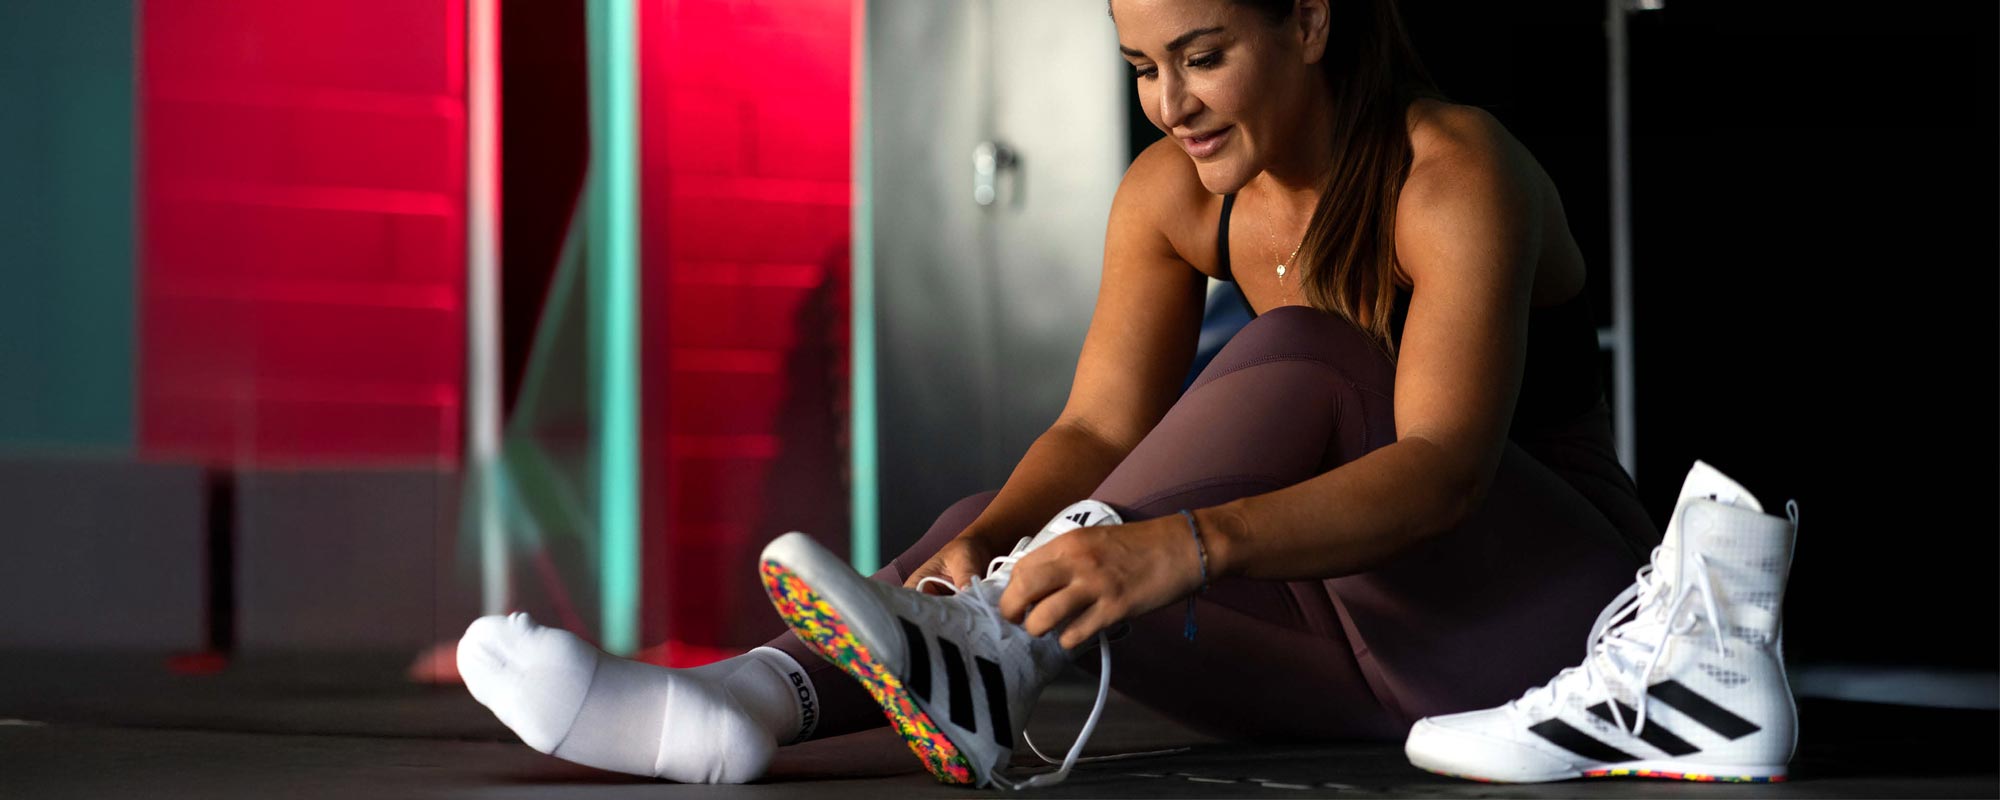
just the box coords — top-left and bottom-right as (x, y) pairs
(456, 612), (820, 783)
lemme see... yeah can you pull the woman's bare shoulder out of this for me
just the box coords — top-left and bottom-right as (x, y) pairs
(1399, 99), (1576, 298)
(1119, 135), (1227, 277)
(1407, 99), (1508, 167)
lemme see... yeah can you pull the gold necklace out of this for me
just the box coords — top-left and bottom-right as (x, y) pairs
(1263, 202), (1307, 302)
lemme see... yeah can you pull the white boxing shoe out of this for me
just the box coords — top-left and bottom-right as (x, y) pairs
(1405, 460), (1801, 783)
(758, 499), (1146, 789)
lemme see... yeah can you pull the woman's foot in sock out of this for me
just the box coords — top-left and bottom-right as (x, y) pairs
(456, 612), (819, 783)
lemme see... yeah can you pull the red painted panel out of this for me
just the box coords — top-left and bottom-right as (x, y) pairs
(150, 203), (459, 288)
(140, 0), (468, 467)
(659, 90), (749, 175)
(659, 193), (851, 262)
(665, 282), (822, 350)
(751, 94), (852, 182)
(641, 0), (856, 649)
(145, 0), (459, 94)
(666, 373), (786, 435)
(147, 102), (462, 193)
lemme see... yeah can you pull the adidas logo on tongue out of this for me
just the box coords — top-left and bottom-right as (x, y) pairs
(989, 500), (1123, 585)
(1033, 501), (1119, 547)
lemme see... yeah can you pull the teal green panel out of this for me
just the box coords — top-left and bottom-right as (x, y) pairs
(0, 0), (135, 450)
(585, 0), (640, 657)
(850, 26), (879, 575)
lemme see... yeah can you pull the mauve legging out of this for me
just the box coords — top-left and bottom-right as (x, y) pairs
(766, 304), (1659, 744)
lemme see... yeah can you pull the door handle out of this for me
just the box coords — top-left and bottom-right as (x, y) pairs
(973, 140), (1019, 207)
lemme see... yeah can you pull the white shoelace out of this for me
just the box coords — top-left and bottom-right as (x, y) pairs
(915, 551), (1189, 789)
(1508, 543), (1734, 738)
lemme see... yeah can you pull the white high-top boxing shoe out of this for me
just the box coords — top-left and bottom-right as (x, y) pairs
(1405, 460), (1801, 783)
(759, 499), (1148, 789)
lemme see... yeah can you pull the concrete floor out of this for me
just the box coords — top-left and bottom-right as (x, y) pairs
(0, 652), (1991, 799)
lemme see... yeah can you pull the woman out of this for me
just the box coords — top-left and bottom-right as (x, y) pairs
(456, 0), (1661, 787)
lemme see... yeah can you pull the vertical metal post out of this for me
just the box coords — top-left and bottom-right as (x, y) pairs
(1606, 0), (1654, 480)
(467, 0), (506, 616)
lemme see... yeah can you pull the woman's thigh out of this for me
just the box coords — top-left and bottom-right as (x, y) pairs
(1324, 439), (1643, 725)
(1086, 306), (1400, 641)
(1067, 308), (1408, 740)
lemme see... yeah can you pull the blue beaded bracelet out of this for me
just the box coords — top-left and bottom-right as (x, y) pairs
(1177, 509), (1211, 642)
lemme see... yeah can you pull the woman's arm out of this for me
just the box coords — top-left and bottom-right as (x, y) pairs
(951, 422), (1134, 548)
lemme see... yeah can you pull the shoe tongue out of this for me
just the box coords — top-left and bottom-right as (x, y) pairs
(1655, 460), (1764, 593)
(1023, 500), (1121, 552)
(986, 500), (1123, 586)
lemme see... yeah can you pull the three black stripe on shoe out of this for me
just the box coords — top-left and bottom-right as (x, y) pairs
(899, 616), (1014, 748)
(1528, 679), (1763, 763)
(937, 638), (979, 731)
(1587, 699), (1698, 757)
(1648, 679), (1762, 739)
(974, 656), (1015, 749)
(899, 619), (932, 700)
(1528, 718), (1640, 763)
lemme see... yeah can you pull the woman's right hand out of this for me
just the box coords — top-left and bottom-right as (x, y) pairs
(903, 533), (1011, 595)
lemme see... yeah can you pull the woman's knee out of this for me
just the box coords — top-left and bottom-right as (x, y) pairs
(1189, 305), (1394, 396)
(881, 488), (1001, 582)
(930, 489), (1000, 540)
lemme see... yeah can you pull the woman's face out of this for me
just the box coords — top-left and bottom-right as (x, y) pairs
(1113, 0), (1328, 194)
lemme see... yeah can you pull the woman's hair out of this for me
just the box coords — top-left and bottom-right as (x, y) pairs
(1234, 0), (1448, 361)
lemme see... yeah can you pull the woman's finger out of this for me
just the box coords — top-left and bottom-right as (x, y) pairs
(905, 538), (973, 593)
(996, 554), (1059, 622)
(1019, 584), (1093, 640)
(902, 558), (938, 590)
(1056, 599), (1120, 651)
(906, 559), (954, 594)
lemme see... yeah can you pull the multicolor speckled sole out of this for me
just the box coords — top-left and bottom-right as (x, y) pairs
(1580, 767), (1786, 782)
(1419, 766), (1787, 783)
(759, 558), (976, 785)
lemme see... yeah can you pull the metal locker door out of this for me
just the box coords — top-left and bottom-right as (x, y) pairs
(869, 0), (1125, 558)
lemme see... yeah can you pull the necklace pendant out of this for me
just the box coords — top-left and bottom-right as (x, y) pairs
(1276, 263), (1287, 278)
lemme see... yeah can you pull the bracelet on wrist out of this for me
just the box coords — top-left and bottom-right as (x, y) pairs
(1176, 509), (1211, 642)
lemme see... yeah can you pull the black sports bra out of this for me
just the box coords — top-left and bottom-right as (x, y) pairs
(1214, 191), (1603, 432)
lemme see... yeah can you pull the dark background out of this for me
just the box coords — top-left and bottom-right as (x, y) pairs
(1127, 0), (1998, 671)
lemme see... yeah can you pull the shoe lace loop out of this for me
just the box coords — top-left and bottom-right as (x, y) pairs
(1509, 542), (1734, 738)
(912, 551), (1033, 651)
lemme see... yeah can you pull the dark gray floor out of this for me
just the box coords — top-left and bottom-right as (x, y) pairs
(0, 652), (1991, 798)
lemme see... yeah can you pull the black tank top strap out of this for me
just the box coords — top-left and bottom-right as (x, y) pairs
(1217, 193), (1258, 318)
(1216, 192), (1237, 282)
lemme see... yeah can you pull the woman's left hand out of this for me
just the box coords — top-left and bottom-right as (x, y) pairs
(996, 513), (1207, 650)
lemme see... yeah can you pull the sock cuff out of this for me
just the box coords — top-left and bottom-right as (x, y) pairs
(747, 646), (819, 745)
